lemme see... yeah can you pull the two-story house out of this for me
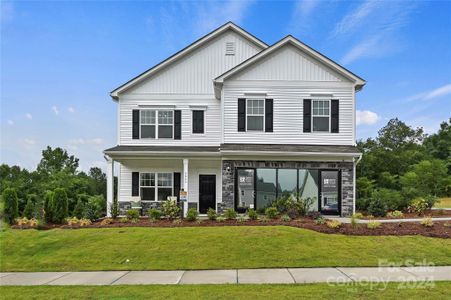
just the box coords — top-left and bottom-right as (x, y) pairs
(104, 22), (365, 217)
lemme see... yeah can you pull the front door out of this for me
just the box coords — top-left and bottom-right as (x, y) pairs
(319, 170), (340, 215)
(199, 175), (216, 214)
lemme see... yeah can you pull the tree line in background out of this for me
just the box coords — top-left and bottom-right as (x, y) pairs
(1, 146), (112, 224)
(356, 118), (451, 216)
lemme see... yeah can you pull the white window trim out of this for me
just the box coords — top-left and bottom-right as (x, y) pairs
(311, 99), (331, 133)
(140, 109), (174, 139)
(246, 98), (265, 132)
(139, 172), (174, 202)
(191, 109), (206, 135)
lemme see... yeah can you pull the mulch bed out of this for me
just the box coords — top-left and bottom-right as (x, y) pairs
(12, 217), (451, 239)
(359, 209), (451, 220)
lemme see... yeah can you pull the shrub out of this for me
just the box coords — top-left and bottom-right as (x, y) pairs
(119, 217), (128, 223)
(23, 198), (35, 219)
(270, 194), (294, 213)
(85, 195), (105, 220)
(306, 211), (321, 220)
(224, 208), (237, 220)
(15, 217), (30, 227)
(52, 188), (68, 224)
(15, 217), (38, 229)
(216, 216), (225, 222)
(237, 215), (247, 223)
(43, 191), (54, 223)
(247, 208), (258, 220)
(79, 219), (92, 227)
(161, 200), (181, 219)
(148, 208), (162, 220)
(3, 188), (19, 224)
(293, 197), (314, 216)
(326, 219), (341, 229)
(73, 199), (85, 219)
(352, 212), (364, 219)
(265, 207), (278, 219)
(66, 217), (80, 226)
(100, 218), (114, 225)
(424, 195), (439, 209)
(172, 219), (182, 225)
(281, 214), (291, 222)
(387, 210), (404, 218)
(367, 221), (381, 229)
(207, 208), (217, 220)
(287, 208), (299, 219)
(126, 209), (140, 221)
(259, 216), (269, 223)
(314, 217), (326, 225)
(186, 208), (198, 221)
(350, 216), (358, 227)
(110, 199), (119, 219)
(372, 188), (408, 211)
(408, 198), (428, 215)
(367, 198), (388, 217)
(420, 217), (434, 227)
(356, 197), (371, 212)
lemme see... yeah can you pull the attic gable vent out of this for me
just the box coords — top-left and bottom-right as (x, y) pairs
(225, 42), (235, 56)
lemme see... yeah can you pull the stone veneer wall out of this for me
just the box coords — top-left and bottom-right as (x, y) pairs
(221, 160), (354, 217)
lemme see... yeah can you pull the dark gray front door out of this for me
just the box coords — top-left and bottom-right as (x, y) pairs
(199, 175), (216, 213)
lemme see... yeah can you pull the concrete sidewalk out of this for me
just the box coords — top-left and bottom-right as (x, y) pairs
(1, 266), (450, 285)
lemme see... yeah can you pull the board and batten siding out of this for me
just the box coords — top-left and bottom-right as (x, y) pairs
(118, 95), (221, 145)
(129, 30), (262, 95)
(222, 80), (355, 145)
(118, 159), (222, 205)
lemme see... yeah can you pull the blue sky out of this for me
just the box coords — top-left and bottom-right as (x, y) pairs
(1, 0), (451, 171)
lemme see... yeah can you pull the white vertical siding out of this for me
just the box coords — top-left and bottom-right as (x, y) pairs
(223, 80), (355, 145)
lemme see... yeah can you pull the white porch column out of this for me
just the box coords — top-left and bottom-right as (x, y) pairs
(183, 158), (189, 217)
(106, 156), (114, 217)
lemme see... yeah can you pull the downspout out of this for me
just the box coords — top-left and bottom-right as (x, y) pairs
(353, 154), (363, 214)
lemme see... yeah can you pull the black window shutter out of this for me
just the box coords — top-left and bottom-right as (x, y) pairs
(265, 99), (273, 132)
(132, 172), (139, 196)
(303, 99), (311, 133)
(238, 98), (246, 132)
(132, 110), (140, 139)
(192, 111), (204, 134)
(174, 110), (182, 139)
(173, 172), (181, 201)
(331, 99), (339, 133)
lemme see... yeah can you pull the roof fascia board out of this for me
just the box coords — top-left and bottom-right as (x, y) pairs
(110, 22), (268, 99)
(215, 35), (366, 86)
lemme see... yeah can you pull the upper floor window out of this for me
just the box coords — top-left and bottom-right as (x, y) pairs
(140, 172), (173, 201)
(140, 110), (173, 139)
(192, 110), (205, 134)
(247, 99), (264, 131)
(312, 100), (330, 132)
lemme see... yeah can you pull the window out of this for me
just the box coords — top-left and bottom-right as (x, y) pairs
(247, 99), (264, 131)
(256, 169), (277, 209)
(312, 100), (330, 132)
(278, 169), (297, 198)
(140, 110), (173, 139)
(140, 172), (173, 201)
(192, 110), (204, 134)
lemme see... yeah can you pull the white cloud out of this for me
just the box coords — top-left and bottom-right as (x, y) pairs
(25, 113), (32, 119)
(68, 138), (104, 146)
(406, 83), (451, 102)
(68, 107), (75, 113)
(286, 0), (321, 35)
(22, 138), (36, 145)
(7, 120), (14, 125)
(341, 36), (380, 65)
(52, 106), (59, 115)
(356, 110), (379, 125)
(332, 1), (381, 37)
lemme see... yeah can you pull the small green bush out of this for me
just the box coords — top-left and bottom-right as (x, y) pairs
(119, 217), (128, 223)
(314, 217), (326, 225)
(367, 221), (382, 229)
(161, 200), (181, 219)
(186, 208), (198, 221)
(372, 188), (407, 211)
(207, 208), (217, 220)
(110, 200), (119, 219)
(408, 198), (428, 215)
(281, 214), (291, 222)
(3, 188), (19, 224)
(52, 188), (69, 224)
(326, 219), (341, 229)
(265, 207), (278, 219)
(148, 208), (162, 220)
(387, 210), (404, 218)
(247, 208), (258, 220)
(23, 198), (35, 219)
(73, 199), (85, 219)
(126, 209), (140, 221)
(237, 215), (247, 223)
(216, 216), (225, 222)
(367, 197), (388, 217)
(224, 208), (237, 220)
(420, 217), (434, 227)
(352, 212), (364, 219)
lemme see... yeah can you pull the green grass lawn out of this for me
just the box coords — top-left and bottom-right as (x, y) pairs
(435, 197), (451, 209)
(1, 226), (450, 271)
(1, 283), (450, 300)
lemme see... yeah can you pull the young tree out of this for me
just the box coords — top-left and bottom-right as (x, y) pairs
(23, 198), (35, 219)
(3, 188), (19, 224)
(37, 146), (79, 176)
(52, 188), (68, 224)
(73, 199), (85, 219)
(43, 191), (54, 223)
